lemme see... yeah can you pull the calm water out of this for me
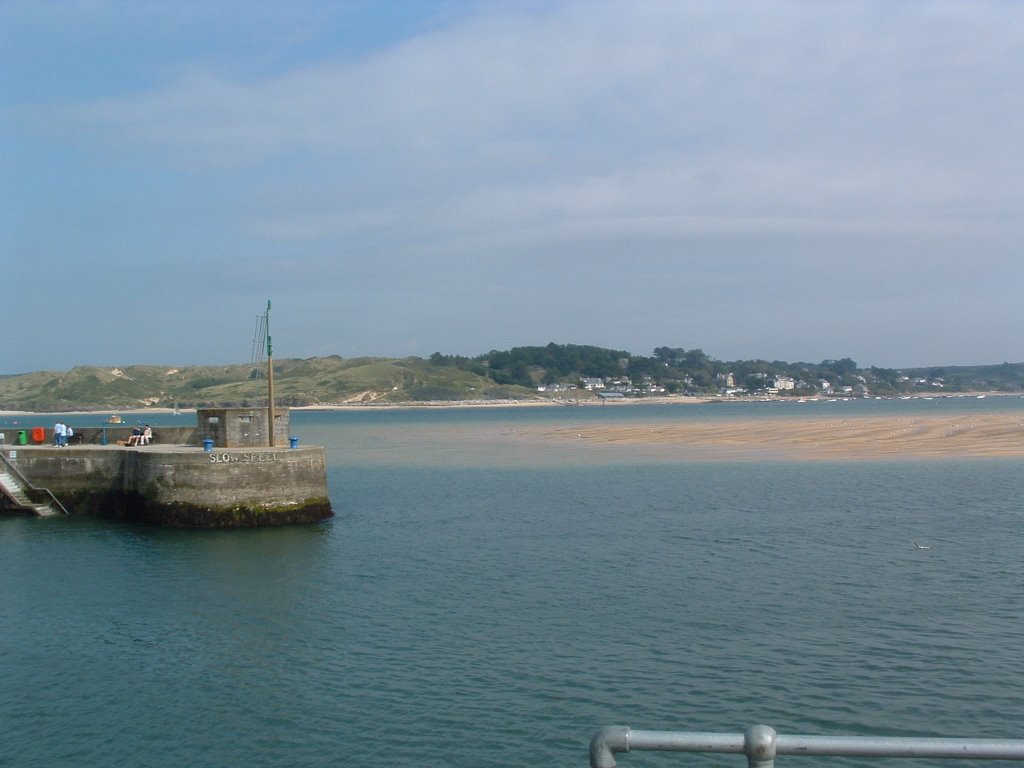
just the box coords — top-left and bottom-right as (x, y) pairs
(3, 400), (1024, 768)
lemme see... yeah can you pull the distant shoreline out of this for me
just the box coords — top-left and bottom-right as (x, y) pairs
(292, 391), (1016, 411)
(290, 395), (716, 411)
(5, 396), (1022, 461)
(0, 391), (1016, 418)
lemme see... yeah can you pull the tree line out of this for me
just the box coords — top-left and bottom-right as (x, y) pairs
(429, 344), (1024, 395)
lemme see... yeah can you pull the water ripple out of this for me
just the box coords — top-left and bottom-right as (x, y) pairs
(4, 421), (1024, 767)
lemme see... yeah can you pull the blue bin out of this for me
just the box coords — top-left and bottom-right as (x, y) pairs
(289, 436), (299, 449)
(203, 438), (214, 452)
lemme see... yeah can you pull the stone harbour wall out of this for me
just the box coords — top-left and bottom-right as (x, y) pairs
(5, 446), (332, 527)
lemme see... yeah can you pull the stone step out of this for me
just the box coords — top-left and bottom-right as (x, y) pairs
(0, 471), (33, 505)
(0, 469), (60, 515)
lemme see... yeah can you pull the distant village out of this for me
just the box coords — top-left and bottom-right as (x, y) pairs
(537, 372), (953, 399)
(469, 344), (1022, 400)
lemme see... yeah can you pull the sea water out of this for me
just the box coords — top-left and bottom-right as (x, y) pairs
(2, 399), (1024, 768)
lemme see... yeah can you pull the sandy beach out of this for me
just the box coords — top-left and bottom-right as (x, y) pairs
(5, 399), (1023, 461)
(542, 412), (1024, 461)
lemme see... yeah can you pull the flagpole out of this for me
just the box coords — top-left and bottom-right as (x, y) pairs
(266, 300), (275, 447)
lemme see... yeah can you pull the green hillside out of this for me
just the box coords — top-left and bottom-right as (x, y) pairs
(0, 356), (537, 412)
(1, 345), (1022, 412)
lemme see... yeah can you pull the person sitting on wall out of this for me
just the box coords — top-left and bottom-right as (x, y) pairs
(127, 427), (142, 446)
(141, 425), (152, 445)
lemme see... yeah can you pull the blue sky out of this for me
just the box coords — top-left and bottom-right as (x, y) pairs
(4, 1), (1023, 374)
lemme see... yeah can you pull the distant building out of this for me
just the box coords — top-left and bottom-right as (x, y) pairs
(716, 372), (735, 387)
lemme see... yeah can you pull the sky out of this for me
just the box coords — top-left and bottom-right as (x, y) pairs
(3, 0), (1023, 374)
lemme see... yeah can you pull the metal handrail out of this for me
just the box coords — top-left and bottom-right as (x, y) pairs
(590, 725), (1024, 768)
(0, 450), (70, 515)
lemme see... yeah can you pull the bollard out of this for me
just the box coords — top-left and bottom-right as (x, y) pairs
(203, 438), (214, 452)
(289, 436), (299, 448)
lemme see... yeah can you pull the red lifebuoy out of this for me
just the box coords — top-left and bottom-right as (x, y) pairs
(31, 427), (46, 443)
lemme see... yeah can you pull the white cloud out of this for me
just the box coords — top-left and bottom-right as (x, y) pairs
(7, 0), (1024, 370)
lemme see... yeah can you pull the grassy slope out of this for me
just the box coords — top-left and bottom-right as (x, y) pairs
(0, 357), (538, 411)
(2, 354), (1021, 412)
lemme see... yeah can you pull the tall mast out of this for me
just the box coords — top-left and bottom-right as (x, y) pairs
(266, 300), (275, 447)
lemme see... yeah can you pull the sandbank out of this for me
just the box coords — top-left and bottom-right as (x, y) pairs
(541, 412), (1024, 461)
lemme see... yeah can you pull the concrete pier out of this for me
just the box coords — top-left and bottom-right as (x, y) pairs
(0, 408), (332, 527)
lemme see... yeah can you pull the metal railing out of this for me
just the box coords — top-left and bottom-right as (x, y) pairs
(590, 725), (1024, 768)
(0, 450), (69, 516)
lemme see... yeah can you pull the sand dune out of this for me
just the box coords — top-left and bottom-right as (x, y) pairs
(542, 413), (1024, 461)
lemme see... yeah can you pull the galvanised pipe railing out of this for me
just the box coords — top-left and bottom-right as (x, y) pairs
(0, 450), (69, 516)
(590, 725), (1024, 768)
